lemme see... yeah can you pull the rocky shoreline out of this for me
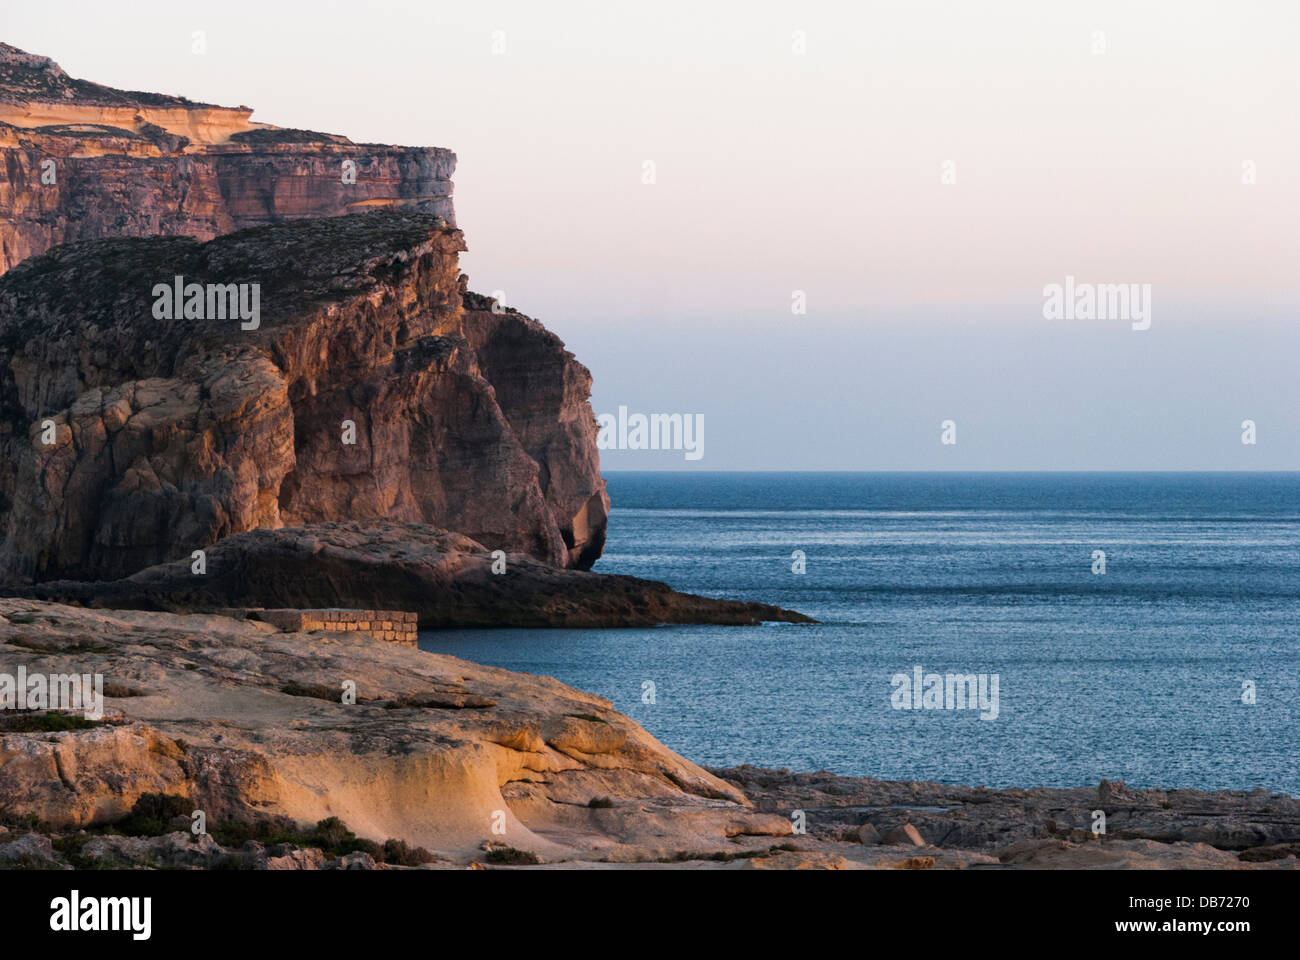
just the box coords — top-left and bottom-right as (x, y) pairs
(0, 600), (1294, 870)
(0, 44), (1292, 873)
(12, 521), (811, 628)
(0, 45), (816, 628)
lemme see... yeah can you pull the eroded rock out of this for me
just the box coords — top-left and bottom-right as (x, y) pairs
(0, 600), (767, 862)
(0, 211), (609, 579)
(0, 43), (455, 275)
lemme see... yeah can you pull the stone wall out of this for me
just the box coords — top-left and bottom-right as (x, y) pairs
(257, 608), (418, 646)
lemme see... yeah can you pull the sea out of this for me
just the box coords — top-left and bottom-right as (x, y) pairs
(420, 472), (1300, 794)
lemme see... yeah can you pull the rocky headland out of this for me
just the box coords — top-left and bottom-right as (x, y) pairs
(0, 45), (814, 626)
(0, 208), (807, 624)
(17, 521), (808, 628)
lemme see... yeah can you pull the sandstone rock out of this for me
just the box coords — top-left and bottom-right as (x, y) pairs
(0, 600), (772, 861)
(882, 824), (925, 847)
(264, 844), (327, 870)
(1238, 843), (1300, 863)
(81, 831), (223, 868)
(710, 765), (1300, 868)
(856, 823), (881, 845)
(460, 292), (610, 568)
(0, 832), (56, 866)
(996, 838), (1073, 864)
(0, 45), (620, 582)
(0, 211), (609, 578)
(327, 852), (378, 870)
(0, 44), (455, 275)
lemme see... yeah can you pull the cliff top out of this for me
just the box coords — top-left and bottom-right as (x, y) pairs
(0, 43), (443, 150)
(0, 208), (460, 342)
(0, 42), (230, 110)
(0, 44), (455, 153)
(0, 210), (464, 406)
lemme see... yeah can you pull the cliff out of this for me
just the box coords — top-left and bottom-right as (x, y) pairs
(0, 211), (610, 580)
(0, 43), (454, 274)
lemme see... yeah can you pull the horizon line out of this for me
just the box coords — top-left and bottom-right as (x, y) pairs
(599, 468), (1300, 474)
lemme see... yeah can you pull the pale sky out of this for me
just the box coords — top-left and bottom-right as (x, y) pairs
(5, 1), (1298, 468)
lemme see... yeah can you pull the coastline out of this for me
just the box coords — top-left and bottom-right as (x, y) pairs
(1, 600), (1294, 870)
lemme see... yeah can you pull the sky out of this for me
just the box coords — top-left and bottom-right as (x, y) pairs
(5, 1), (1298, 468)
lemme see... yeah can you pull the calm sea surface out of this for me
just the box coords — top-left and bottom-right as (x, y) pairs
(421, 473), (1300, 794)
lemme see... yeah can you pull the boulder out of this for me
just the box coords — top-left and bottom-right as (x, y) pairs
(882, 824), (926, 847)
(856, 823), (882, 845)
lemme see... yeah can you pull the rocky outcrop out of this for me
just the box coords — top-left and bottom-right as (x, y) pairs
(0, 43), (611, 576)
(0, 211), (609, 580)
(461, 291), (609, 568)
(0, 600), (786, 862)
(17, 521), (811, 627)
(0, 43), (613, 580)
(0, 43), (454, 274)
(0, 601), (1292, 869)
(712, 765), (1300, 868)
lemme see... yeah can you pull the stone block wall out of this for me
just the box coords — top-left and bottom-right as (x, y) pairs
(256, 608), (418, 646)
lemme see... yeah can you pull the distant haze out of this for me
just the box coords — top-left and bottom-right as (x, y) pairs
(6, 1), (1297, 469)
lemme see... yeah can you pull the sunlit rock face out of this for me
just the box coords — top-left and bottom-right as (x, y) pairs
(0, 44), (610, 578)
(0, 43), (455, 275)
(0, 598), (777, 861)
(0, 211), (609, 580)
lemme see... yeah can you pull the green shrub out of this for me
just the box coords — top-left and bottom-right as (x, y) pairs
(115, 793), (191, 836)
(0, 712), (102, 732)
(310, 816), (354, 849)
(485, 847), (540, 865)
(383, 838), (437, 865)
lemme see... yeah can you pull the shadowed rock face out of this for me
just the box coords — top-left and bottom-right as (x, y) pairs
(17, 521), (812, 628)
(0, 211), (609, 581)
(0, 44), (455, 274)
(461, 291), (609, 569)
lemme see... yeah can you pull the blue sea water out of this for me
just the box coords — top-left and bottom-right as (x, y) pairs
(420, 472), (1300, 794)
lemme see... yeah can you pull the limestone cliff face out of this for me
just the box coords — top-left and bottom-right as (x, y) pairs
(0, 43), (609, 578)
(460, 291), (609, 569)
(0, 211), (608, 580)
(0, 44), (455, 274)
